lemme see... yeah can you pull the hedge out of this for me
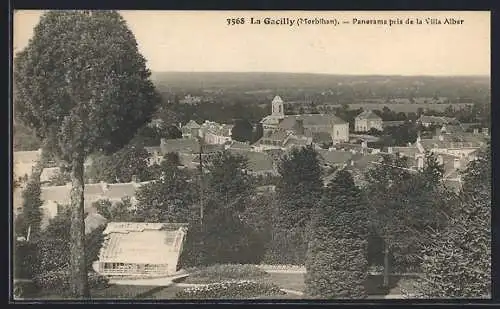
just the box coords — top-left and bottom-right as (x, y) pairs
(33, 269), (109, 296)
(175, 280), (285, 299)
(185, 264), (269, 283)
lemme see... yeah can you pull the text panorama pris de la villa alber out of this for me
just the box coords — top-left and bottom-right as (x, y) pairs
(226, 17), (465, 27)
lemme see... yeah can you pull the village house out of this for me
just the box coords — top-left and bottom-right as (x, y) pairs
(179, 94), (202, 105)
(260, 95), (350, 143)
(160, 138), (224, 168)
(354, 110), (383, 132)
(382, 120), (407, 129)
(199, 120), (233, 145)
(414, 129), (485, 158)
(27, 179), (151, 228)
(417, 115), (460, 128)
(180, 120), (202, 139)
(92, 222), (188, 278)
(252, 126), (314, 152)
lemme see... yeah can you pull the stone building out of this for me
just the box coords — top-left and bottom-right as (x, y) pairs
(354, 110), (383, 132)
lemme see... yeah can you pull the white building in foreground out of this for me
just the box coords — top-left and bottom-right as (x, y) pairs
(92, 222), (188, 278)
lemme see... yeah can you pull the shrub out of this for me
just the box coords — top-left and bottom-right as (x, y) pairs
(88, 271), (110, 290)
(175, 280), (285, 299)
(185, 264), (268, 283)
(33, 269), (109, 295)
(33, 269), (70, 294)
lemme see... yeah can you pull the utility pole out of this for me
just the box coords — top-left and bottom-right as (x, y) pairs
(197, 136), (204, 226)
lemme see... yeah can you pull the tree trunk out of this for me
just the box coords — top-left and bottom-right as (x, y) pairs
(69, 156), (90, 298)
(383, 245), (390, 288)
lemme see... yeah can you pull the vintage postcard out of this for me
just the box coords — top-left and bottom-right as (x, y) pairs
(12, 10), (491, 301)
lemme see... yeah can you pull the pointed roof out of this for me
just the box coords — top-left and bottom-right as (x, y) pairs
(356, 110), (382, 121)
(278, 114), (347, 130)
(183, 120), (201, 129)
(272, 96), (284, 104)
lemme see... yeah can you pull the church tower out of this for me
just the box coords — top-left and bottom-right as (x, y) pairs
(271, 95), (285, 118)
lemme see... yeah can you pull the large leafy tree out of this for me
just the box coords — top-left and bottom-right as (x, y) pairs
(265, 145), (323, 264)
(305, 170), (368, 299)
(413, 146), (491, 298)
(363, 153), (452, 286)
(231, 119), (254, 143)
(14, 11), (160, 297)
(135, 165), (198, 223)
(87, 145), (152, 183)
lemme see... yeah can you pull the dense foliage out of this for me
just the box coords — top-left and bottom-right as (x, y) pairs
(86, 145), (152, 183)
(184, 264), (269, 284)
(412, 146), (491, 298)
(305, 170), (368, 299)
(265, 145), (323, 264)
(231, 119), (254, 143)
(135, 166), (198, 223)
(14, 10), (160, 297)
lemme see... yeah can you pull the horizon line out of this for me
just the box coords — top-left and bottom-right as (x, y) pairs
(151, 71), (491, 78)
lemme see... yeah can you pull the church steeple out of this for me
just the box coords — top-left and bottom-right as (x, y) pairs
(271, 95), (284, 118)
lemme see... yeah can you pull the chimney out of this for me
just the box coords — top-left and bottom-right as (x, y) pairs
(388, 147), (393, 154)
(453, 158), (461, 169)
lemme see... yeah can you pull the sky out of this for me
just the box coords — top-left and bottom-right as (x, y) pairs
(13, 10), (490, 76)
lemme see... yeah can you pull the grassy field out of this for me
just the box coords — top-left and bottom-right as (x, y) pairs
(323, 103), (474, 113)
(264, 273), (305, 292)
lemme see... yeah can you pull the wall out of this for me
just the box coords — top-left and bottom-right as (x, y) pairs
(332, 123), (349, 142)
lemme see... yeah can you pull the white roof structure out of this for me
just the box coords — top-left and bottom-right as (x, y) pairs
(97, 222), (189, 266)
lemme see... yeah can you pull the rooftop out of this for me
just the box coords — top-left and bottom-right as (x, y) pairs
(227, 149), (275, 172)
(278, 114), (347, 130)
(356, 110), (382, 121)
(317, 149), (354, 165)
(14, 150), (41, 164)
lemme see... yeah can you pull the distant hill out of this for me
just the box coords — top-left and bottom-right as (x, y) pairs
(151, 71), (490, 90)
(150, 72), (490, 103)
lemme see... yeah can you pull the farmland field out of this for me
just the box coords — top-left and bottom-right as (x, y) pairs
(321, 103), (474, 113)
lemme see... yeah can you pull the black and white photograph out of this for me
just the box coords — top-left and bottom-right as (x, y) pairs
(12, 10), (491, 301)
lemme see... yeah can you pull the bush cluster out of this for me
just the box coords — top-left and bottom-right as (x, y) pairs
(33, 269), (109, 295)
(175, 280), (285, 299)
(185, 264), (268, 283)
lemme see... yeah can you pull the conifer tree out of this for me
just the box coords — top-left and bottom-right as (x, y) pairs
(265, 145), (323, 264)
(305, 170), (368, 299)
